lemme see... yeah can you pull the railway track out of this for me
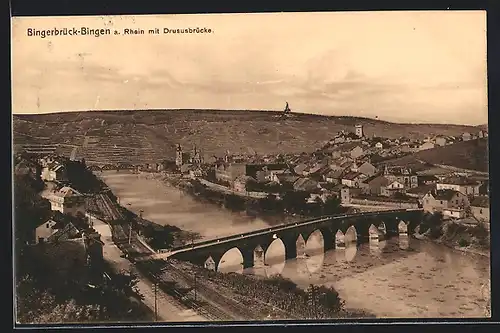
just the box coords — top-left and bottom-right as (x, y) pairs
(162, 262), (253, 321)
(135, 260), (236, 321)
(111, 223), (152, 256)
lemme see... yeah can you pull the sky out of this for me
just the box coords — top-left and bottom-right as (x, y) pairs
(11, 11), (488, 125)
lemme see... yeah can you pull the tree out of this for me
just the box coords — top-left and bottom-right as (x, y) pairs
(282, 191), (309, 214)
(149, 226), (174, 249)
(14, 174), (51, 251)
(323, 196), (341, 215)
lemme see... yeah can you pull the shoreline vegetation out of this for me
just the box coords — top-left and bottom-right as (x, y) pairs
(170, 259), (376, 319)
(133, 171), (491, 258)
(15, 154), (490, 322)
(413, 212), (490, 258)
(101, 170), (375, 319)
(105, 170), (490, 318)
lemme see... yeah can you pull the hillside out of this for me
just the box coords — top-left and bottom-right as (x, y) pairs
(382, 138), (489, 173)
(13, 109), (482, 165)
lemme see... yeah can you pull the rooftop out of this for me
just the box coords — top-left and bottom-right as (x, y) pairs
(54, 186), (83, 198)
(427, 189), (460, 201)
(439, 177), (480, 186)
(407, 184), (436, 195)
(471, 196), (489, 208)
(342, 171), (363, 180)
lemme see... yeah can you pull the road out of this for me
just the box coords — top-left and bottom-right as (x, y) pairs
(91, 217), (208, 322)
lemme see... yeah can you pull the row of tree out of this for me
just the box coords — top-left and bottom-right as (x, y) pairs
(188, 180), (344, 217)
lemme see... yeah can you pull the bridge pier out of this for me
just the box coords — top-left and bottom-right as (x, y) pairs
(167, 209), (424, 271)
(383, 218), (400, 237)
(241, 247), (255, 269)
(282, 237), (298, 260)
(320, 227), (335, 251)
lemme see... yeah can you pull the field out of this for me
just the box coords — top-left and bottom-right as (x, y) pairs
(13, 109), (483, 165)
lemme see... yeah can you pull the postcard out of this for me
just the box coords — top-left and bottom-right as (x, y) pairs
(11, 11), (490, 324)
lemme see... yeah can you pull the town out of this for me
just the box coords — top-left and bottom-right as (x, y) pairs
(14, 121), (490, 323)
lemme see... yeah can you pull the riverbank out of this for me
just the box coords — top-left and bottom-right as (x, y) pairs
(170, 259), (375, 320)
(415, 236), (490, 258)
(414, 218), (490, 259)
(98, 171), (491, 319)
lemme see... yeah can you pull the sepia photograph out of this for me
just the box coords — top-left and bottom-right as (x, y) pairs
(11, 11), (490, 324)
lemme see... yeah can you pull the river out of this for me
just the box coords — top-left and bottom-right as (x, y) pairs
(100, 171), (491, 319)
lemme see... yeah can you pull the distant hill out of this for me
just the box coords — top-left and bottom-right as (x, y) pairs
(383, 138), (489, 173)
(12, 109), (484, 165)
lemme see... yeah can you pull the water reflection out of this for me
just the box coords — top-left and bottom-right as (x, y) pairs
(369, 239), (387, 258)
(101, 171), (491, 318)
(335, 230), (345, 248)
(345, 243), (358, 262)
(305, 252), (324, 273)
(399, 234), (410, 250)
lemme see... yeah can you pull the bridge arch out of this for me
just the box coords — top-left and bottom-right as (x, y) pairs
(305, 229), (327, 255)
(264, 237), (286, 266)
(218, 247), (244, 273)
(345, 225), (358, 243)
(369, 224), (379, 240)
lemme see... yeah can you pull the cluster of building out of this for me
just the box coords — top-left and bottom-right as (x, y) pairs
(417, 129), (488, 151)
(171, 124), (489, 226)
(15, 154), (104, 271)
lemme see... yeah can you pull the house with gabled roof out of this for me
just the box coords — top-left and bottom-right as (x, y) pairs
(350, 146), (364, 159)
(34, 212), (81, 244)
(47, 186), (86, 217)
(361, 175), (390, 196)
(323, 169), (344, 184)
(470, 195), (489, 222)
(383, 165), (418, 188)
(293, 177), (319, 192)
(357, 161), (378, 177)
(422, 189), (469, 214)
(276, 174), (300, 186)
(406, 184), (437, 200)
(293, 163), (308, 176)
(341, 171), (365, 188)
(436, 176), (481, 196)
(41, 161), (68, 183)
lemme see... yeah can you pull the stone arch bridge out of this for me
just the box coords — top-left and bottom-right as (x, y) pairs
(154, 209), (423, 271)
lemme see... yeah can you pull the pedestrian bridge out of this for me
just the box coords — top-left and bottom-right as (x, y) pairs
(149, 208), (423, 271)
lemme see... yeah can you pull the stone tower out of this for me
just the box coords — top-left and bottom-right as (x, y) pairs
(192, 144), (202, 165)
(355, 124), (364, 138)
(175, 144), (183, 167)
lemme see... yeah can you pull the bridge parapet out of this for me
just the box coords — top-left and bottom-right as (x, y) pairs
(166, 209), (423, 271)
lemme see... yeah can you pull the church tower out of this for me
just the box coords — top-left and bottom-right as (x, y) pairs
(192, 144), (202, 165)
(175, 144), (183, 168)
